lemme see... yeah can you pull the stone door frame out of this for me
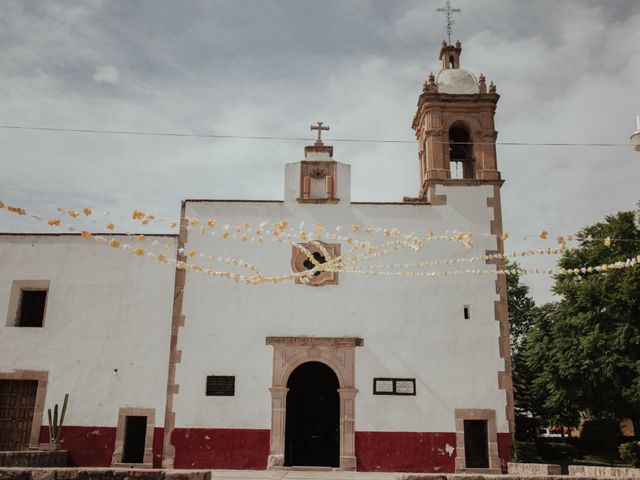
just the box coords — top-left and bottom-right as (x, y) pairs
(111, 407), (155, 468)
(266, 336), (362, 471)
(454, 408), (501, 473)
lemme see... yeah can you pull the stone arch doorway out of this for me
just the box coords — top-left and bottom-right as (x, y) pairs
(266, 336), (362, 471)
(285, 361), (340, 467)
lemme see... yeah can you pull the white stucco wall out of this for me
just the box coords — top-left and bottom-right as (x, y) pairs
(0, 159), (508, 437)
(175, 169), (508, 434)
(0, 234), (177, 427)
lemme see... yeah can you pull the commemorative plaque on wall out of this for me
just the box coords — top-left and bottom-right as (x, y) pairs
(373, 378), (416, 396)
(206, 375), (235, 396)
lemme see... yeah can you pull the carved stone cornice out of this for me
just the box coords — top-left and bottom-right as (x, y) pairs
(475, 129), (498, 140)
(425, 128), (444, 137)
(423, 178), (504, 188)
(266, 336), (364, 347)
(296, 198), (340, 204)
(304, 144), (333, 157)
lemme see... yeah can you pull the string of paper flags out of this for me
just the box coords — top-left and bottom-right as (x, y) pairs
(3, 200), (633, 250)
(1, 200), (638, 285)
(1, 200), (633, 264)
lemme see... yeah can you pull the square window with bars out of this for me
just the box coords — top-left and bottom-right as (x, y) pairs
(17, 290), (47, 327)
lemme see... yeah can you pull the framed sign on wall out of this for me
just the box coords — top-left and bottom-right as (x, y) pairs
(373, 378), (416, 396)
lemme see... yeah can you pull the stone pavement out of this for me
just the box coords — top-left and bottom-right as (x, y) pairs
(0, 468), (400, 480)
(209, 470), (398, 480)
(164, 470), (636, 480)
(1, 468), (636, 480)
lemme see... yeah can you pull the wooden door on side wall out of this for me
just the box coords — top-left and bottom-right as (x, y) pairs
(0, 380), (38, 451)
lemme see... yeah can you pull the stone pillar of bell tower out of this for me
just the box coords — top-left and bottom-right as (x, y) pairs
(412, 41), (502, 201)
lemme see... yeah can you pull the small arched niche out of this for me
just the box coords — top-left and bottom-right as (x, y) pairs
(448, 123), (476, 180)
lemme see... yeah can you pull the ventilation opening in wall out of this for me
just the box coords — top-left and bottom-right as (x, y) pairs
(463, 305), (471, 320)
(122, 416), (147, 463)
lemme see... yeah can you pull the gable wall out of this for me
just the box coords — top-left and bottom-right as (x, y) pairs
(174, 185), (507, 437)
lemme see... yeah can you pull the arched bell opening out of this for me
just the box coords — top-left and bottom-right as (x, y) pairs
(448, 123), (476, 180)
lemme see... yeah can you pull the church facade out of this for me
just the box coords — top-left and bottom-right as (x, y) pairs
(0, 41), (513, 473)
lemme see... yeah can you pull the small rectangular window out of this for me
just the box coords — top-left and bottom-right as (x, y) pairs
(17, 290), (47, 327)
(463, 305), (471, 320)
(206, 375), (235, 396)
(7, 281), (50, 327)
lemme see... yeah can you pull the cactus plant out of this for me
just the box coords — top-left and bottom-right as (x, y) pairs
(47, 393), (69, 445)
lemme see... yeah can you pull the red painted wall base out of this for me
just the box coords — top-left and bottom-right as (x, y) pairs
(171, 428), (270, 470)
(39, 426), (164, 468)
(497, 432), (511, 472)
(357, 431), (512, 473)
(356, 431), (457, 472)
(39, 426), (115, 467)
(38, 426), (510, 472)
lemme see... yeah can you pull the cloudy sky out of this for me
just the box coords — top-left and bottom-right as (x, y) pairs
(1, 0), (639, 302)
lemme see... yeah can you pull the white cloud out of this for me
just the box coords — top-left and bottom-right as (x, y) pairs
(92, 65), (119, 85)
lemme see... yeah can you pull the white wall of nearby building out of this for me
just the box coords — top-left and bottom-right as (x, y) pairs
(0, 234), (177, 427)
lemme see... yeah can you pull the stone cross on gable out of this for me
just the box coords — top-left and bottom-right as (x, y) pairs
(311, 122), (330, 146)
(436, 0), (461, 45)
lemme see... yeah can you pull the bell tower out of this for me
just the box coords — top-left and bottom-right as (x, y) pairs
(412, 40), (502, 201)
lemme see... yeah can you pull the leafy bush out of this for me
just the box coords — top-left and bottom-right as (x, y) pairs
(537, 441), (578, 461)
(515, 415), (539, 442)
(619, 441), (640, 467)
(510, 441), (538, 463)
(581, 418), (621, 454)
(565, 435), (582, 450)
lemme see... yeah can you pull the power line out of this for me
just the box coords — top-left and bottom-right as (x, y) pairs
(0, 124), (634, 148)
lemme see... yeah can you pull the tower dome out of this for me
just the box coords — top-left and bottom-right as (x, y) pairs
(436, 68), (478, 94)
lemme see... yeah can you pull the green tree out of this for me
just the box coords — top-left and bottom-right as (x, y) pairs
(524, 302), (581, 428)
(505, 260), (539, 419)
(525, 207), (640, 435)
(506, 259), (536, 355)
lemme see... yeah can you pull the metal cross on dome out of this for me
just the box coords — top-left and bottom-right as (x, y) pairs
(311, 121), (329, 146)
(436, 0), (461, 45)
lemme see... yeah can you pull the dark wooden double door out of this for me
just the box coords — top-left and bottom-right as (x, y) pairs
(0, 380), (38, 451)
